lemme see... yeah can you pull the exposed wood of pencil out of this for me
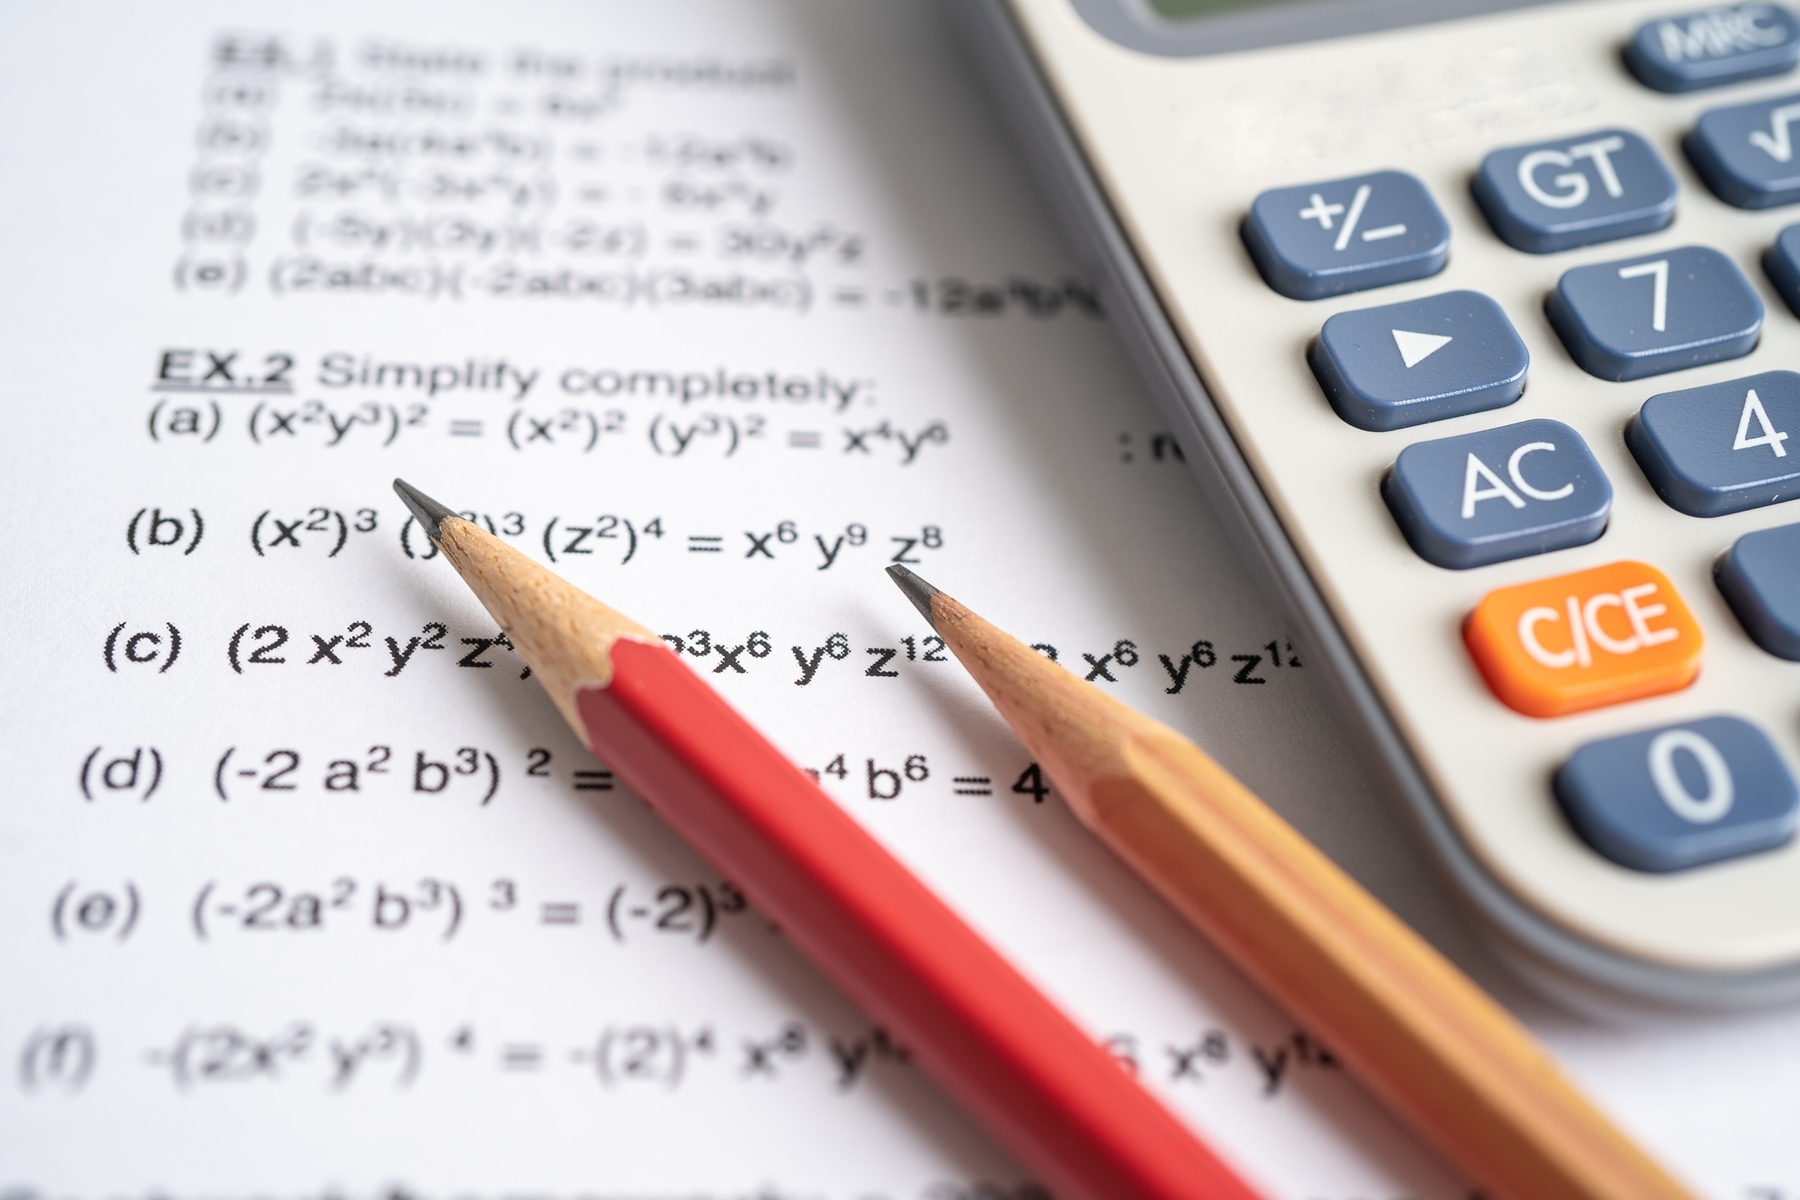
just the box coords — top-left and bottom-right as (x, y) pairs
(919, 584), (1695, 1200)
(432, 512), (661, 728)
(417, 509), (1267, 1200)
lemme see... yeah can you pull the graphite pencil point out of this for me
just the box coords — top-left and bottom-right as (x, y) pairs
(392, 478), (456, 543)
(885, 565), (941, 629)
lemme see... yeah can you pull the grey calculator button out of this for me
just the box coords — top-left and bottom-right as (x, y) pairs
(1309, 290), (1528, 431)
(1763, 223), (1800, 315)
(1243, 170), (1450, 300)
(1547, 246), (1762, 381)
(1383, 419), (1610, 569)
(1472, 130), (1677, 253)
(1555, 716), (1799, 872)
(1627, 370), (1800, 516)
(1718, 521), (1800, 658)
(1627, 4), (1800, 92)
(1687, 91), (1800, 207)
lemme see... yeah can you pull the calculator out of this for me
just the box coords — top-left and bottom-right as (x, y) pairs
(967, 0), (1800, 1008)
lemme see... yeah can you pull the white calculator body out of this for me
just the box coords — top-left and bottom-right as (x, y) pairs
(968, 0), (1800, 1008)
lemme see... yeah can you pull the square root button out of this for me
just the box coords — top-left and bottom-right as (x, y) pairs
(1687, 91), (1800, 207)
(1555, 716), (1798, 872)
(1383, 419), (1611, 569)
(1309, 290), (1528, 431)
(1464, 560), (1703, 717)
(1547, 246), (1762, 381)
(1244, 171), (1450, 300)
(1627, 370), (1800, 515)
(1473, 129), (1677, 253)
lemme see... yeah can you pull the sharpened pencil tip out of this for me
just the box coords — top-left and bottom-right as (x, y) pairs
(885, 565), (941, 630)
(392, 479), (455, 542)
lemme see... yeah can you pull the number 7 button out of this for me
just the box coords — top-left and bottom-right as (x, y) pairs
(1548, 245), (1762, 381)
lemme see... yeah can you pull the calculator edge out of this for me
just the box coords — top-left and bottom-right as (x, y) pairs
(959, 0), (1800, 1011)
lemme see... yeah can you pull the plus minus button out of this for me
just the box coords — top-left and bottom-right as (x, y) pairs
(1298, 193), (1344, 229)
(1247, 170), (1449, 299)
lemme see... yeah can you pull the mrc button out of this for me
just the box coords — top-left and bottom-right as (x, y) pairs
(1688, 91), (1800, 207)
(1244, 170), (1450, 300)
(1310, 290), (1528, 431)
(1465, 560), (1703, 717)
(1384, 420), (1610, 569)
(1718, 521), (1800, 658)
(1472, 129), (1677, 253)
(1627, 370), (1800, 516)
(1626, 4), (1800, 93)
(1555, 716), (1798, 872)
(1547, 246), (1762, 381)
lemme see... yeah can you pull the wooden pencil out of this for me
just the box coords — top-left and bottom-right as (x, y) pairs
(392, 479), (1267, 1200)
(884, 565), (1696, 1200)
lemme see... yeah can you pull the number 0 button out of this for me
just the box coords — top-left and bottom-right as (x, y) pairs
(1555, 716), (1798, 872)
(1547, 246), (1762, 381)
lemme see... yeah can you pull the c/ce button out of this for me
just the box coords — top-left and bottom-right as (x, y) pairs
(1464, 561), (1703, 717)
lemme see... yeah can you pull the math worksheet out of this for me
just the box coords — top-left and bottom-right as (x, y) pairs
(5, 3), (1800, 1198)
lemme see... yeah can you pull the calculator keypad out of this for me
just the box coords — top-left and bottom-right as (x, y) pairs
(1309, 290), (1527, 430)
(1472, 129), (1677, 253)
(1625, 3), (1800, 93)
(1464, 561), (1703, 717)
(1555, 716), (1799, 871)
(1688, 91), (1800, 207)
(1546, 246), (1763, 381)
(1243, 171), (1450, 300)
(1383, 420), (1611, 569)
(1627, 370), (1800, 515)
(1228, 13), (1800, 881)
(1718, 521), (1800, 658)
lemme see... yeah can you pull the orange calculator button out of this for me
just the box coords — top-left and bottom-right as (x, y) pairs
(1464, 560), (1703, 718)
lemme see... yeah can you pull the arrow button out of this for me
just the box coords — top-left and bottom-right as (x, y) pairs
(1392, 329), (1452, 368)
(1309, 290), (1529, 431)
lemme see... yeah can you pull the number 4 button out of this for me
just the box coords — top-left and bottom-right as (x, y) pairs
(1628, 370), (1800, 515)
(1548, 246), (1763, 381)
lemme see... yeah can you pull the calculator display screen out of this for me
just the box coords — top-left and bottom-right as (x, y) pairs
(1071, 0), (1564, 57)
(1143, 0), (1313, 19)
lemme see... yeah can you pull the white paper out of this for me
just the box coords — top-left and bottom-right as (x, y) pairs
(2, 3), (1797, 1198)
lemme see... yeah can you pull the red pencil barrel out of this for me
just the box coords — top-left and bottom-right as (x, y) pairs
(575, 639), (1262, 1200)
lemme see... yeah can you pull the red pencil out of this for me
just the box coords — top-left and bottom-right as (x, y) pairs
(394, 479), (1263, 1200)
